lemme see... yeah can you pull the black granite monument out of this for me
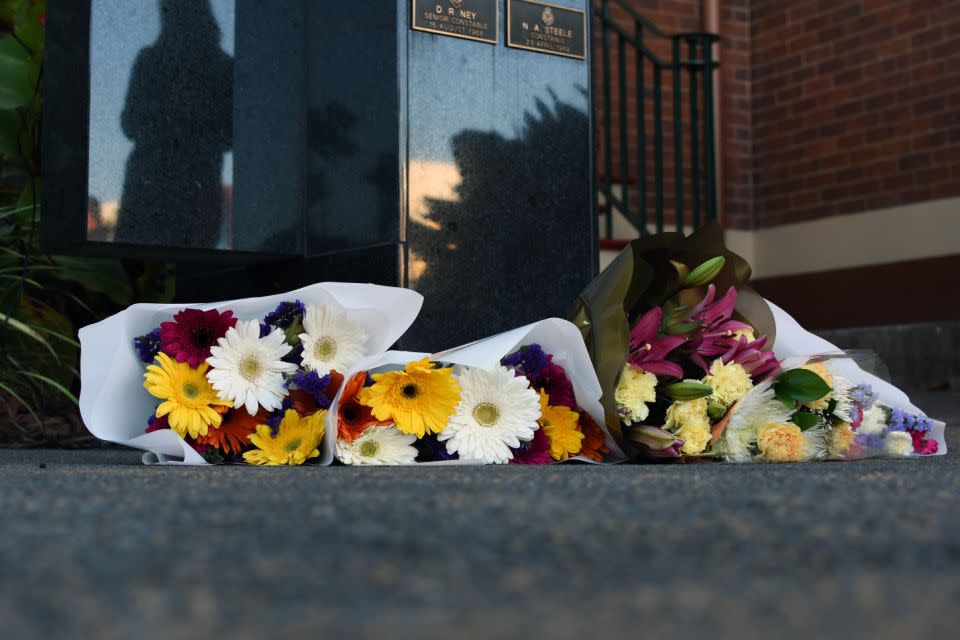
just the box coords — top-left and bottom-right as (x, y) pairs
(42, 0), (595, 349)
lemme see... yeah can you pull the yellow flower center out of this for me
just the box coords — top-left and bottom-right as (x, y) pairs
(239, 356), (262, 382)
(401, 383), (420, 399)
(314, 337), (337, 361)
(359, 440), (380, 457)
(181, 382), (201, 400)
(284, 438), (303, 453)
(472, 402), (500, 427)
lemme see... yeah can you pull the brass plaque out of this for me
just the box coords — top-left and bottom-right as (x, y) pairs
(412, 0), (499, 45)
(507, 0), (586, 60)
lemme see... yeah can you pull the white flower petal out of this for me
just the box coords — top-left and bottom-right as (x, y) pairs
(337, 426), (418, 465)
(439, 365), (540, 464)
(203, 319), (293, 414)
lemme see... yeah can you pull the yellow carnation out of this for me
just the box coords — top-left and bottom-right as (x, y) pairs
(677, 420), (712, 455)
(615, 365), (658, 425)
(800, 362), (833, 410)
(756, 422), (804, 462)
(664, 397), (708, 432)
(704, 359), (753, 407)
(828, 422), (855, 458)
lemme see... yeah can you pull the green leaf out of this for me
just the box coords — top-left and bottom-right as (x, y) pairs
(774, 368), (832, 404)
(0, 35), (34, 110)
(791, 412), (820, 431)
(0, 379), (41, 426)
(49, 256), (134, 305)
(20, 371), (78, 405)
(0, 309), (56, 357)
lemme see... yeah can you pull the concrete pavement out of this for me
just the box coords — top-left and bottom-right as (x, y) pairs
(1, 391), (958, 639)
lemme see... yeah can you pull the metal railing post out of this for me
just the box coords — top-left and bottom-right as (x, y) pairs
(600, 0), (613, 238)
(672, 36), (683, 233)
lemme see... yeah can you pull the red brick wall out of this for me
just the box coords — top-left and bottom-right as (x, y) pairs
(747, 0), (960, 228)
(595, 0), (960, 232)
(593, 0), (704, 227)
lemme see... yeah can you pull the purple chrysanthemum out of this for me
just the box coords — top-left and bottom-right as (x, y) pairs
(501, 344), (550, 385)
(134, 328), (163, 363)
(415, 434), (460, 462)
(510, 428), (553, 465)
(285, 370), (335, 409)
(264, 300), (306, 330)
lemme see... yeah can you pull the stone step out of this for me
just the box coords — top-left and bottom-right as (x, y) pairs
(815, 322), (960, 392)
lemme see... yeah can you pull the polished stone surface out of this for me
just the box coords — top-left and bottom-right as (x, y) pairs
(1, 391), (957, 639)
(46, 0), (597, 348)
(403, 0), (595, 349)
(88, 0), (239, 250)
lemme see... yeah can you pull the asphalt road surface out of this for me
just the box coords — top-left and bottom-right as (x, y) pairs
(2, 392), (958, 639)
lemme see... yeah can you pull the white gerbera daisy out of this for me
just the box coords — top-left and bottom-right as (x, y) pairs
(299, 305), (367, 375)
(438, 365), (541, 464)
(337, 426), (418, 465)
(206, 320), (297, 414)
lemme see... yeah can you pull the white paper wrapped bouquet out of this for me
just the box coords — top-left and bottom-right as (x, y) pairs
(569, 224), (946, 463)
(78, 283), (422, 465)
(330, 319), (624, 465)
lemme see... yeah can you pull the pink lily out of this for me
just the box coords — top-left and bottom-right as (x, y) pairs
(715, 333), (781, 380)
(686, 285), (755, 371)
(627, 307), (686, 378)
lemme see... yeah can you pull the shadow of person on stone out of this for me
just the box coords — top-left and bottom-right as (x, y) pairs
(407, 91), (592, 350)
(114, 0), (232, 249)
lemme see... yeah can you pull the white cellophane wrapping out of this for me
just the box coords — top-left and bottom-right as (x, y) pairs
(78, 283), (423, 465)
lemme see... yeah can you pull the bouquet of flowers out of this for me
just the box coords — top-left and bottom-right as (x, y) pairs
(78, 283), (423, 465)
(569, 225), (946, 462)
(330, 318), (624, 465)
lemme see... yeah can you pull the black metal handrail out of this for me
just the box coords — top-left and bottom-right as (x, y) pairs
(595, 0), (719, 240)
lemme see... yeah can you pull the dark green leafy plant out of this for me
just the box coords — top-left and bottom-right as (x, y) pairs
(0, 1), (174, 445)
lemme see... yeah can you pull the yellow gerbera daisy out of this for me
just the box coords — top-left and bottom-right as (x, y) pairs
(144, 352), (231, 438)
(243, 409), (326, 466)
(538, 391), (583, 461)
(357, 358), (460, 437)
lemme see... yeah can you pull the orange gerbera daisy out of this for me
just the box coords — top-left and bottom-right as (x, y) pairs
(338, 372), (389, 441)
(196, 407), (268, 455)
(577, 412), (609, 463)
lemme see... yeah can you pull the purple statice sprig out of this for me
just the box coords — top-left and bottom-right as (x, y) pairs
(285, 370), (335, 409)
(855, 432), (885, 451)
(501, 343), (550, 385)
(850, 384), (878, 411)
(889, 408), (932, 433)
(264, 300), (306, 330)
(133, 328), (162, 363)
(266, 407), (286, 436)
(415, 434), (460, 462)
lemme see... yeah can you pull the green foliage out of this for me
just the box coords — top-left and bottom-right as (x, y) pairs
(791, 411), (820, 431)
(0, 2), (174, 442)
(774, 368), (833, 406)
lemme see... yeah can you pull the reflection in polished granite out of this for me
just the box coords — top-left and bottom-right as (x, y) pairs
(402, 0), (594, 349)
(51, 0), (596, 347)
(88, 0), (236, 250)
